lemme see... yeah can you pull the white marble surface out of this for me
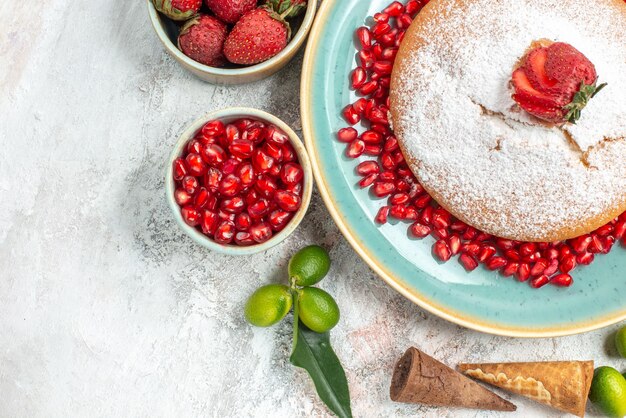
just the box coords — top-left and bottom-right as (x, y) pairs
(1, 1), (624, 417)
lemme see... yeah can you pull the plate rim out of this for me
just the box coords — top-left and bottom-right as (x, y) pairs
(300, 0), (626, 338)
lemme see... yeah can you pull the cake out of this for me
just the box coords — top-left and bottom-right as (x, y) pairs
(389, 0), (626, 242)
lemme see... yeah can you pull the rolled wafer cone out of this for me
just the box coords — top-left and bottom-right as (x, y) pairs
(458, 361), (594, 417)
(390, 347), (516, 411)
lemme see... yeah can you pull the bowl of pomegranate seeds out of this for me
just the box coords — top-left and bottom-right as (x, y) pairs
(147, 0), (317, 84)
(166, 107), (312, 254)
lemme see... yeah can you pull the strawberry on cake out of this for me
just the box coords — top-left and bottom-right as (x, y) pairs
(389, 0), (626, 242)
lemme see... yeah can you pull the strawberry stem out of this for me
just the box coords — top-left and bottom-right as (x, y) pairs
(280, 4), (297, 19)
(563, 81), (608, 124)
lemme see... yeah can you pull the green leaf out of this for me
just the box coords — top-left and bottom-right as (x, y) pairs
(290, 323), (352, 418)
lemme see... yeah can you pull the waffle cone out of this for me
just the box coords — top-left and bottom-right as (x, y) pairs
(390, 348), (516, 411)
(458, 361), (594, 417)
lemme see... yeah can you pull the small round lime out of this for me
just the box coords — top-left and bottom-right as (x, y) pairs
(289, 245), (331, 286)
(244, 284), (292, 327)
(615, 326), (626, 358)
(589, 366), (626, 417)
(298, 287), (340, 333)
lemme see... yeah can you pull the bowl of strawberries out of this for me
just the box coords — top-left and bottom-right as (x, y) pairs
(147, 0), (316, 84)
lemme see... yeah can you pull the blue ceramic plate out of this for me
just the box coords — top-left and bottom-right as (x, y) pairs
(300, 0), (626, 337)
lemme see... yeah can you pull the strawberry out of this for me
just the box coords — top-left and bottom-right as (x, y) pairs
(223, 7), (291, 65)
(204, 0), (257, 24)
(152, 0), (202, 21)
(266, 0), (307, 18)
(178, 15), (228, 67)
(511, 42), (607, 124)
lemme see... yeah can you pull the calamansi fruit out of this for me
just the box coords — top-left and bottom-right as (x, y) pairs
(244, 284), (292, 327)
(298, 287), (340, 333)
(289, 245), (331, 286)
(615, 326), (626, 358)
(589, 366), (626, 417)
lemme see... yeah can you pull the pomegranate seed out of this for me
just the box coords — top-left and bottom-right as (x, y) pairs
(545, 247), (559, 260)
(390, 205), (406, 219)
(383, 1), (404, 16)
(614, 221), (626, 240)
(405, 0), (421, 15)
(205, 167), (222, 191)
(358, 50), (375, 69)
(450, 220), (468, 232)
(462, 242), (480, 257)
(459, 253), (478, 271)
(229, 139), (254, 159)
(214, 221), (235, 244)
(372, 181), (395, 198)
(234, 213), (252, 231)
(353, 98), (367, 114)
(519, 243), (536, 257)
(570, 235), (592, 253)
(255, 176), (278, 198)
(559, 254), (576, 273)
(346, 140), (365, 158)
(551, 273), (573, 287)
(221, 197), (244, 214)
(530, 275), (550, 289)
(359, 173), (378, 188)
(275, 191), (301, 212)
(558, 245), (573, 261)
(595, 224), (613, 236)
(576, 252), (595, 265)
(250, 222), (272, 243)
(397, 13), (412, 29)
(181, 175), (198, 195)
(359, 80), (378, 96)
(431, 208), (451, 229)
(236, 163), (255, 188)
(194, 187), (210, 208)
(187, 139), (204, 155)
(462, 226), (477, 241)
(376, 206), (390, 224)
(201, 210), (218, 235)
(432, 228), (449, 240)
(477, 245), (496, 263)
(219, 174), (240, 197)
(280, 162), (304, 185)
(530, 259), (548, 276)
(185, 153), (207, 176)
(361, 130), (383, 144)
(448, 234), (461, 255)
(356, 161), (380, 176)
(373, 12), (389, 23)
(338, 128), (358, 144)
(504, 249), (521, 262)
(496, 239), (516, 250)
(201, 144), (227, 167)
(356, 27), (372, 50)
(282, 143), (295, 162)
(351, 67), (367, 89)
(602, 236), (615, 254)
(174, 188), (192, 206)
(221, 158), (240, 175)
(248, 198), (270, 218)
(414, 194), (431, 209)
(410, 222), (431, 238)
(486, 256), (507, 271)
(588, 235), (604, 253)
(420, 206), (433, 225)
(543, 259), (559, 276)
(502, 262), (519, 277)
(181, 205), (201, 227)
(202, 120), (225, 137)
(390, 192), (410, 205)
(218, 209), (236, 222)
(265, 124), (289, 145)
(264, 142), (283, 162)
(433, 240), (452, 262)
(234, 231), (255, 246)
(252, 149), (275, 173)
(516, 263), (530, 282)
(173, 158), (188, 181)
(404, 206), (418, 220)
(373, 61), (393, 75)
(268, 210), (291, 231)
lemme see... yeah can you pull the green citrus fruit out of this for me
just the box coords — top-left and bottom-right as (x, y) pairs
(589, 366), (626, 417)
(244, 284), (292, 327)
(298, 287), (340, 333)
(615, 326), (626, 358)
(288, 245), (331, 286)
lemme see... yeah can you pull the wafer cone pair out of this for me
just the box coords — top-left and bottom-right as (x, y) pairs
(458, 360), (594, 417)
(390, 347), (516, 411)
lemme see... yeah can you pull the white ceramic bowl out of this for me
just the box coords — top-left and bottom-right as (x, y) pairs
(166, 107), (313, 255)
(147, 0), (317, 84)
